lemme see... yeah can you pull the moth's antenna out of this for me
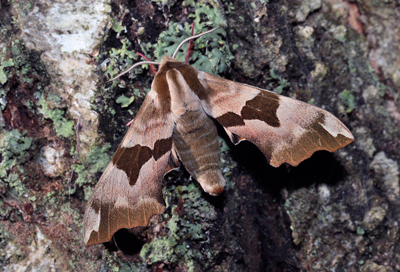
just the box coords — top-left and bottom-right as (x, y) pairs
(106, 61), (160, 83)
(106, 26), (222, 83)
(172, 26), (223, 59)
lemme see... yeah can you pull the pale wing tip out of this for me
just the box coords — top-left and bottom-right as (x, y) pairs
(83, 232), (93, 246)
(83, 229), (103, 246)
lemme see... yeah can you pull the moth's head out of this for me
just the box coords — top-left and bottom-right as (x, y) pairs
(161, 55), (179, 64)
(155, 56), (188, 77)
(159, 55), (182, 69)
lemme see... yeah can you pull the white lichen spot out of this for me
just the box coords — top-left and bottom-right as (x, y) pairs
(362, 85), (380, 104)
(370, 151), (400, 202)
(354, 127), (376, 158)
(310, 62), (327, 80)
(362, 205), (387, 232)
(294, 0), (322, 22)
(297, 26), (314, 39)
(38, 145), (64, 177)
(318, 184), (330, 203)
(331, 25), (347, 42)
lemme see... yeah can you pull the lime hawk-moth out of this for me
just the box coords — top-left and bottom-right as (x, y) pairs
(84, 27), (354, 245)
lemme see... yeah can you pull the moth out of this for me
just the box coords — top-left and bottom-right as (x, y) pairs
(84, 27), (354, 245)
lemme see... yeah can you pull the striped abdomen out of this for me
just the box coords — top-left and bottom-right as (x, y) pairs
(173, 107), (226, 195)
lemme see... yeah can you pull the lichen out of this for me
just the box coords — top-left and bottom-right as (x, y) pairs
(370, 152), (399, 203)
(36, 93), (75, 139)
(0, 129), (32, 197)
(292, 0), (322, 22)
(0, 52), (15, 85)
(116, 94), (135, 108)
(0, 225), (11, 264)
(152, 0), (176, 6)
(266, 69), (290, 94)
(73, 143), (111, 193)
(141, 1), (233, 74)
(104, 36), (139, 83)
(139, 181), (218, 271)
(339, 89), (356, 113)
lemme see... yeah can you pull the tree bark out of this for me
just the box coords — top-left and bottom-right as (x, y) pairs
(1, 0), (399, 271)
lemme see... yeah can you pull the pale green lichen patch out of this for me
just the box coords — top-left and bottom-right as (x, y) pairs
(0, 129), (32, 197)
(266, 69), (290, 94)
(141, 1), (233, 74)
(339, 89), (356, 113)
(0, 55), (14, 85)
(139, 181), (218, 271)
(0, 225), (11, 263)
(36, 93), (75, 138)
(73, 143), (111, 192)
(104, 36), (139, 83)
(116, 94), (135, 108)
(0, 40), (48, 88)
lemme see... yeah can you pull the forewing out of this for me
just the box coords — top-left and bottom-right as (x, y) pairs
(197, 72), (354, 167)
(84, 90), (174, 245)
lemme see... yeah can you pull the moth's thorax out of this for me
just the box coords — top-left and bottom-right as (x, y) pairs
(152, 56), (209, 111)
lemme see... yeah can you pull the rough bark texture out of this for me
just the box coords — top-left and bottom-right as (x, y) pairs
(1, 0), (400, 271)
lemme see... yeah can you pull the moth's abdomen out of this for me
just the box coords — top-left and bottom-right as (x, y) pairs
(166, 68), (226, 195)
(173, 108), (226, 195)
